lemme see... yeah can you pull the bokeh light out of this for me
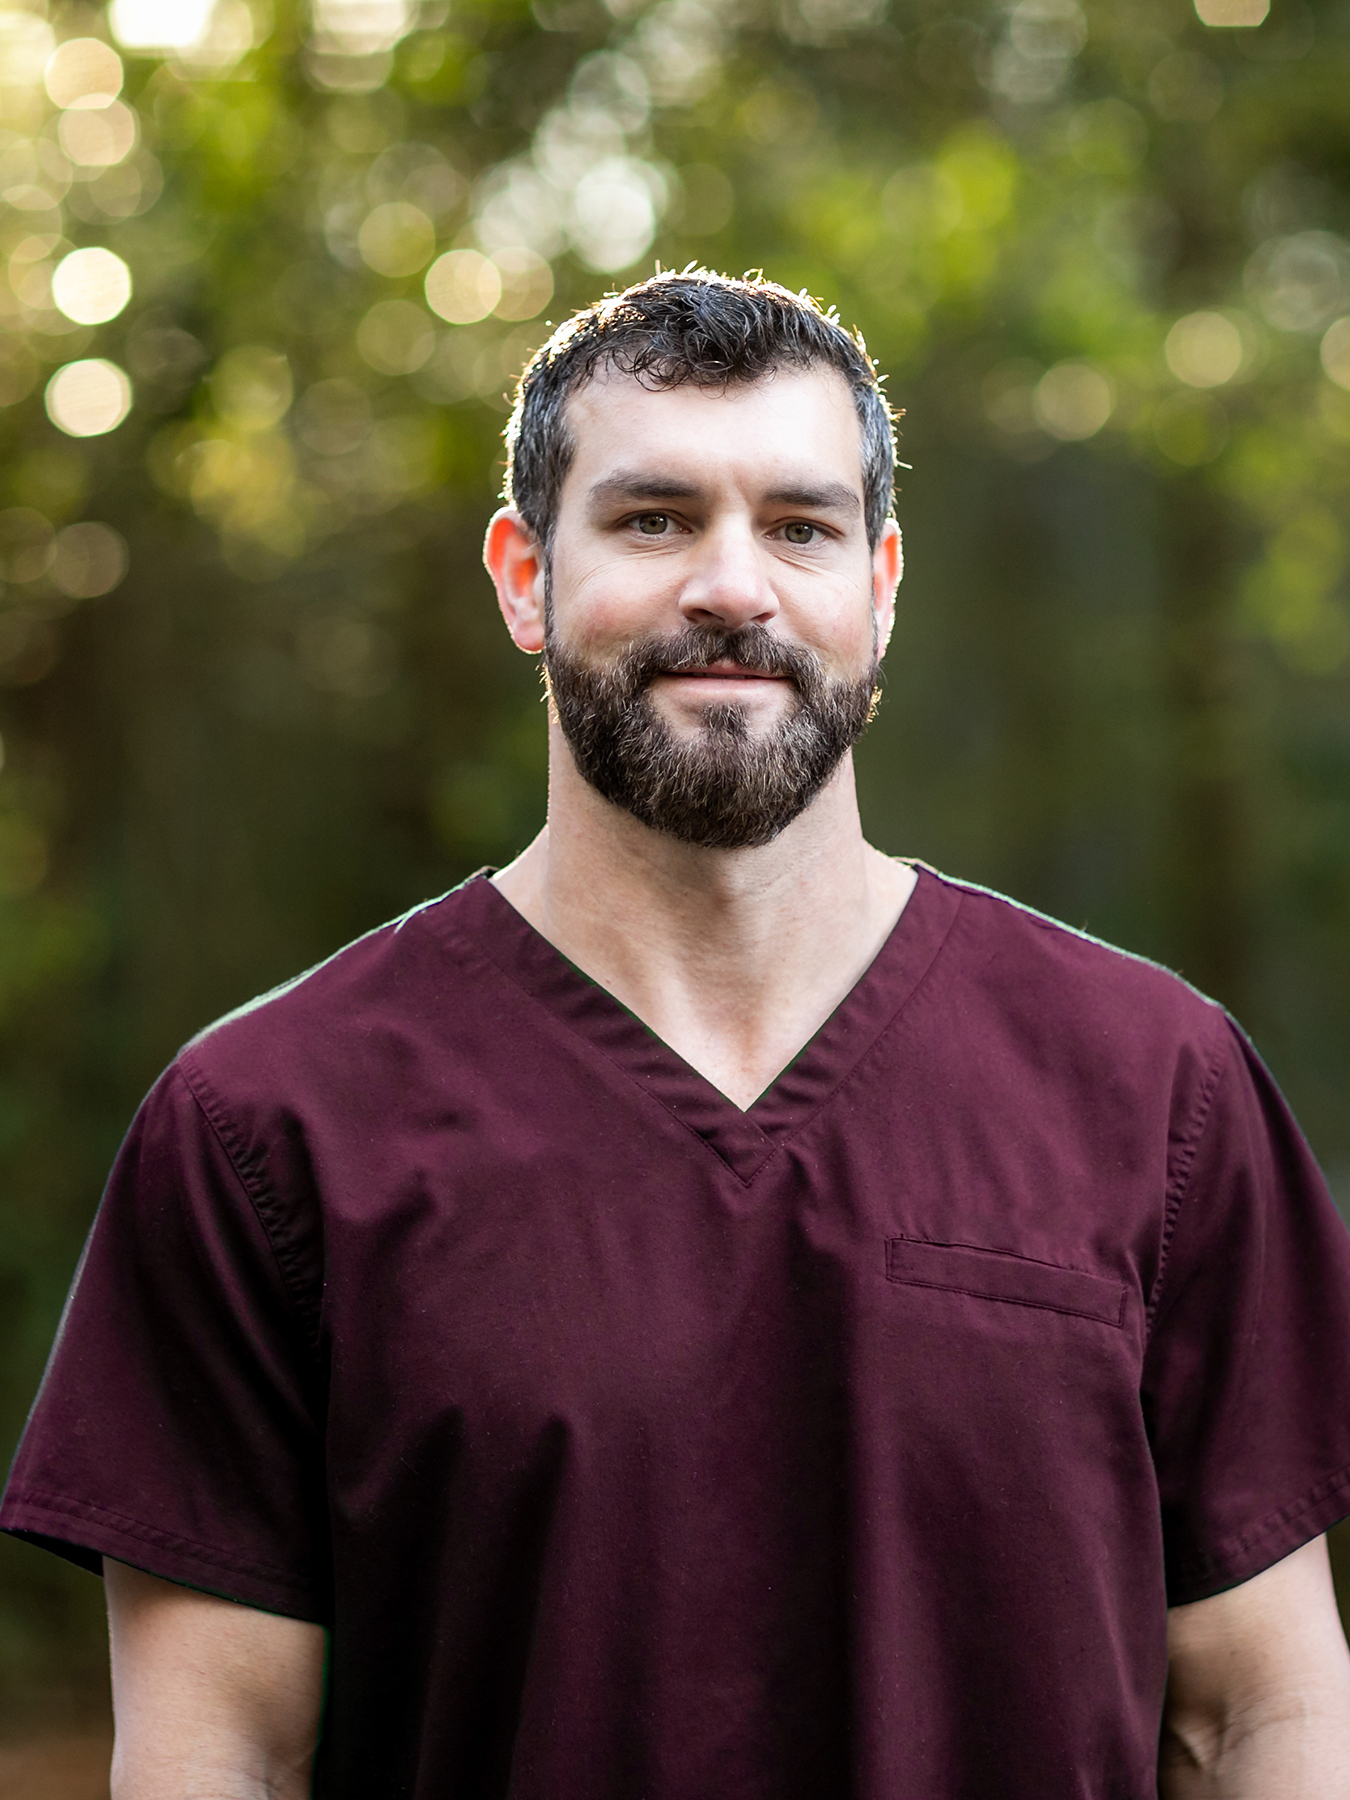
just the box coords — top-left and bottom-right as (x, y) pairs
(44, 39), (125, 109)
(307, 0), (417, 90)
(311, 0), (416, 54)
(1033, 362), (1115, 441)
(50, 522), (129, 599)
(357, 300), (435, 374)
(7, 238), (61, 312)
(358, 202), (436, 278)
(210, 347), (293, 428)
(1320, 318), (1350, 392)
(1164, 312), (1245, 388)
(0, 509), (57, 583)
(0, 12), (56, 87)
(425, 251), (502, 325)
(44, 359), (133, 436)
(172, 1), (256, 74)
(51, 247), (132, 326)
(570, 159), (664, 273)
(1, 143), (71, 213)
(1194, 0), (1269, 22)
(108, 0), (214, 50)
(58, 100), (138, 169)
(1246, 232), (1350, 334)
(491, 249), (554, 323)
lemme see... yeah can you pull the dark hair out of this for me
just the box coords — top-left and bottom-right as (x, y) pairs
(504, 269), (898, 551)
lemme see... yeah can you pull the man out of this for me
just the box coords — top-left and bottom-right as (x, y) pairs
(4, 270), (1350, 1799)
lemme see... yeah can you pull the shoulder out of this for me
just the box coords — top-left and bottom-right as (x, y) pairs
(175, 876), (495, 1113)
(921, 866), (1232, 1100)
(933, 868), (1210, 1003)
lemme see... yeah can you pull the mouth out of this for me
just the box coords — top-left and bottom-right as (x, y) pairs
(658, 662), (788, 682)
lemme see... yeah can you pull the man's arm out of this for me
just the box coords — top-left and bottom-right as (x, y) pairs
(1160, 1534), (1350, 1797)
(105, 1558), (327, 1800)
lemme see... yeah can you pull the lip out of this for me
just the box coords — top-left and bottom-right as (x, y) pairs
(658, 664), (786, 681)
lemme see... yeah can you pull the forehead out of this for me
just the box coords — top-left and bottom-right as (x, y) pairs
(559, 363), (866, 504)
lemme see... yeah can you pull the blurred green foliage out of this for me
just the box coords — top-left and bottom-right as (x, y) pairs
(2, 0), (1350, 1732)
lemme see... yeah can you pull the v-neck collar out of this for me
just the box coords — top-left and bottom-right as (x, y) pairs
(436, 865), (962, 1186)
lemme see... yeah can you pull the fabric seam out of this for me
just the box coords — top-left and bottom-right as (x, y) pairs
(444, 926), (774, 1184)
(1168, 1459), (1350, 1593)
(886, 1235), (1127, 1326)
(1145, 1015), (1231, 1339)
(448, 879), (962, 1190)
(748, 886), (965, 1179)
(175, 1058), (323, 1361)
(8, 1489), (316, 1594)
(884, 1271), (1126, 1328)
(891, 1231), (1109, 1281)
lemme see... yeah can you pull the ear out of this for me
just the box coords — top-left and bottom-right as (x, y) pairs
(871, 519), (903, 658)
(483, 508), (547, 654)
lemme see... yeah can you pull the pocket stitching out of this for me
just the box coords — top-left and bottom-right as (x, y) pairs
(896, 1233), (1101, 1278)
(884, 1237), (1127, 1329)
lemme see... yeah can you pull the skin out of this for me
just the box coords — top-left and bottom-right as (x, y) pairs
(1159, 1537), (1350, 1796)
(485, 365), (912, 1109)
(103, 364), (1350, 1795)
(104, 1558), (324, 1800)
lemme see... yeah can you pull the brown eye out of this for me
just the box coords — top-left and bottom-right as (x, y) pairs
(784, 522), (817, 545)
(635, 513), (669, 535)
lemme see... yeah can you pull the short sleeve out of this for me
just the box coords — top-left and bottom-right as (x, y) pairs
(0, 1065), (330, 1621)
(1143, 1018), (1350, 1605)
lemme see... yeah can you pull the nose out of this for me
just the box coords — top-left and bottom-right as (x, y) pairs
(676, 517), (779, 632)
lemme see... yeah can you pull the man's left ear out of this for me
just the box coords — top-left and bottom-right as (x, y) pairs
(872, 520), (902, 657)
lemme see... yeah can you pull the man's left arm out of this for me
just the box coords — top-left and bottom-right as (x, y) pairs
(1160, 1534), (1350, 1797)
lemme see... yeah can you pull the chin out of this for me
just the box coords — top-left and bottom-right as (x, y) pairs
(662, 698), (793, 736)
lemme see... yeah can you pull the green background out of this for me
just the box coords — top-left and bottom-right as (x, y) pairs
(2, 0), (1350, 1741)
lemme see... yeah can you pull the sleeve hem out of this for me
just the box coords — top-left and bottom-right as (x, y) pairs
(1166, 1462), (1350, 1606)
(0, 1493), (327, 1624)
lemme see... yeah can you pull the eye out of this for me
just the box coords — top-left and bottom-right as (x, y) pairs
(634, 512), (670, 535)
(782, 521), (821, 545)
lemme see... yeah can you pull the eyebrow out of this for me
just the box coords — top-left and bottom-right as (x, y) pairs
(587, 472), (702, 506)
(586, 472), (862, 514)
(761, 481), (860, 515)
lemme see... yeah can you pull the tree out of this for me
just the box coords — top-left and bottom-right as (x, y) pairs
(2, 0), (1349, 1728)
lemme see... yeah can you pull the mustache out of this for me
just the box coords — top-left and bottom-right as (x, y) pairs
(560, 625), (828, 701)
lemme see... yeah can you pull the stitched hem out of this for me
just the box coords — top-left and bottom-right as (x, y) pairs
(885, 1273), (1127, 1328)
(174, 1059), (325, 1360)
(442, 922), (782, 1187)
(1166, 1461), (1350, 1605)
(448, 872), (962, 1191)
(762, 885), (963, 1178)
(1145, 1014), (1231, 1337)
(0, 1491), (324, 1620)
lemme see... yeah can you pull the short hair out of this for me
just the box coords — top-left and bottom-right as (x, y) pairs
(503, 269), (898, 552)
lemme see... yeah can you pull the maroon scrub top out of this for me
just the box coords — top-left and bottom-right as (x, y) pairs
(5, 866), (1350, 1799)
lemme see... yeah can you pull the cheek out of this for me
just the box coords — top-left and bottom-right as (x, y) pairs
(789, 589), (878, 671)
(549, 555), (675, 651)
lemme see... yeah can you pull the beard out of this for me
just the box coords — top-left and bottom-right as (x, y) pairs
(544, 618), (880, 851)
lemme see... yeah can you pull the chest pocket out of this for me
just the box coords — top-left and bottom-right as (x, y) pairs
(885, 1236), (1126, 1329)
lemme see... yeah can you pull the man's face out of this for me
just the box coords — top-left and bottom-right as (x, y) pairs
(539, 365), (900, 848)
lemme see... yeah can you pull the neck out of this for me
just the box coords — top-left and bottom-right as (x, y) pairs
(491, 719), (915, 1109)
